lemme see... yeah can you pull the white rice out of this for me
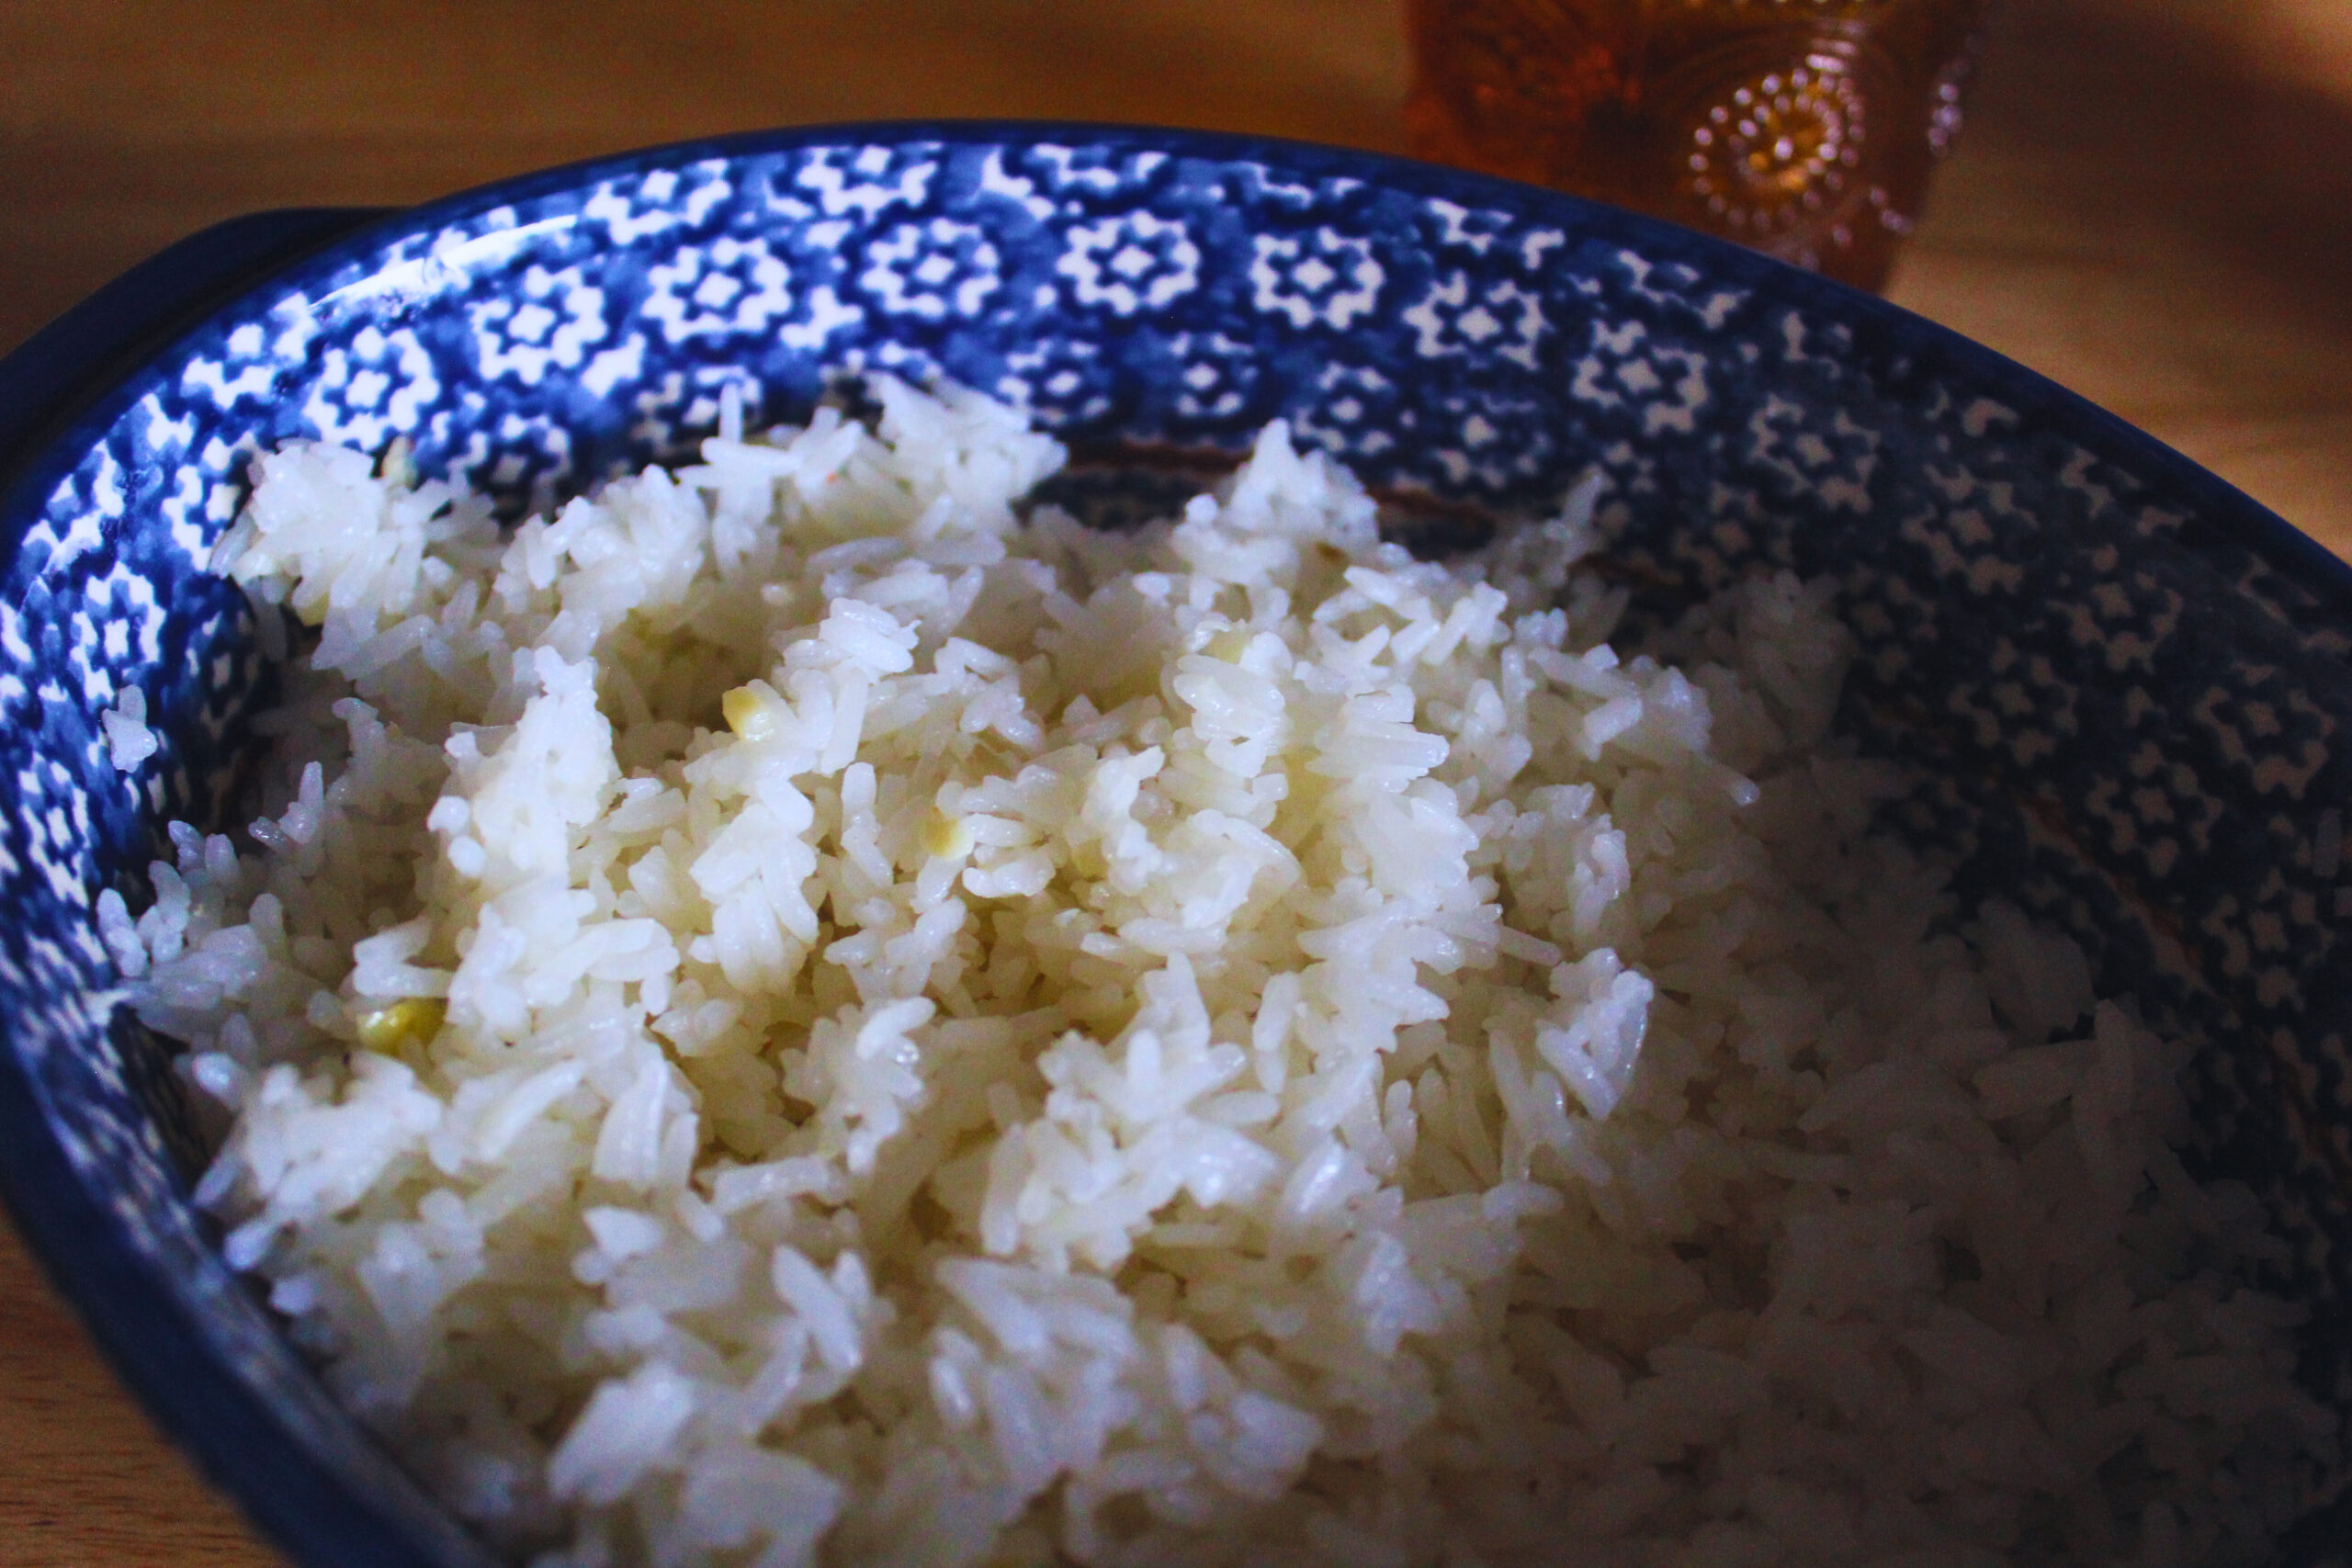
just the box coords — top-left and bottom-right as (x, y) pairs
(104, 682), (160, 773)
(110, 378), (2335, 1567)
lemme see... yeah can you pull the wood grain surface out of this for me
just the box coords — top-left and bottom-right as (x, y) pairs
(1, 3), (2346, 1564)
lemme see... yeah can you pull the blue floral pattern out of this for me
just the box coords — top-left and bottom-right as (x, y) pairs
(1, 124), (2349, 1564)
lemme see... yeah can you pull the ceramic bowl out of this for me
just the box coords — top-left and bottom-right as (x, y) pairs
(0, 124), (2346, 1565)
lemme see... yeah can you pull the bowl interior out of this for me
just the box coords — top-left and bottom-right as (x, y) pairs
(3, 124), (2349, 1563)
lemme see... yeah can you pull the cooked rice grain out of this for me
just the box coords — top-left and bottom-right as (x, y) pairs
(122, 379), (2334, 1568)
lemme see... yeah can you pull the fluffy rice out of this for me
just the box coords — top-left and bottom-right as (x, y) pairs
(105, 378), (2335, 1567)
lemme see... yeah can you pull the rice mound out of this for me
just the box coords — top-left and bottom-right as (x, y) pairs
(107, 379), (2334, 1567)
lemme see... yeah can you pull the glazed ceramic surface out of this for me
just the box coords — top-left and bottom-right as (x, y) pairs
(1, 125), (2347, 1564)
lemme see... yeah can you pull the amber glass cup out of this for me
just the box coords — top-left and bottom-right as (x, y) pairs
(1405, 0), (1995, 291)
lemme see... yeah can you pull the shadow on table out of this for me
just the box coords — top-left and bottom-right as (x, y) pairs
(1971, 0), (2352, 336)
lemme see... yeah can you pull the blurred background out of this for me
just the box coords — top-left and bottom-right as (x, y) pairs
(0, 2), (2346, 1562)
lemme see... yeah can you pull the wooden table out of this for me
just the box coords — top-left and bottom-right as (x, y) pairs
(1, 3), (2346, 1562)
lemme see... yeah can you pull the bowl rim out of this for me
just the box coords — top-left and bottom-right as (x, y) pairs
(4, 118), (2349, 1568)
(6, 119), (2347, 613)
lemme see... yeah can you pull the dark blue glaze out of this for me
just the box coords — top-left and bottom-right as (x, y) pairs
(0, 124), (2346, 1564)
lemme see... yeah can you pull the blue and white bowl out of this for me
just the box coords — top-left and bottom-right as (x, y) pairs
(1, 124), (2347, 1565)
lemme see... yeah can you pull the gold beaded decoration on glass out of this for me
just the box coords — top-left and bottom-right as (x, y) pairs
(1405, 0), (1996, 291)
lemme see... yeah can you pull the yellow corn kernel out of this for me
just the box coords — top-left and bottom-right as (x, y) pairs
(1205, 626), (1252, 662)
(722, 684), (777, 742)
(922, 810), (975, 860)
(354, 997), (447, 1055)
(377, 435), (417, 490)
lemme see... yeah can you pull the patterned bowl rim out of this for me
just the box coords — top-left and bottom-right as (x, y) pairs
(6, 120), (2348, 609)
(3, 118), (2349, 1567)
